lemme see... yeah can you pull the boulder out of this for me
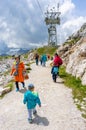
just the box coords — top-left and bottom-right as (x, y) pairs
(0, 87), (11, 96)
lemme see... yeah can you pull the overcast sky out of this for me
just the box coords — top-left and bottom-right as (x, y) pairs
(0, 0), (86, 49)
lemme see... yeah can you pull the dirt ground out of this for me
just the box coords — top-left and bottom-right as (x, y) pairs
(0, 62), (86, 130)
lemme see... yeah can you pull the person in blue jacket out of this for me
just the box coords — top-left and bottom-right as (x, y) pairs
(23, 83), (41, 123)
(41, 54), (47, 66)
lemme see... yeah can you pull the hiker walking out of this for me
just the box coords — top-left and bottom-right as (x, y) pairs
(39, 55), (42, 65)
(34, 53), (39, 65)
(47, 54), (50, 60)
(23, 83), (41, 123)
(51, 53), (63, 82)
(41, 54), (47, 66)
(11, 55), (26, 91)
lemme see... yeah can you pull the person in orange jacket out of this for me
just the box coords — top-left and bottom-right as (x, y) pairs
(11, 55), (26, 92)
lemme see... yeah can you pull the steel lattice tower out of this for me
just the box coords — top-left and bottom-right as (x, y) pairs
(45, 4), (61, 46)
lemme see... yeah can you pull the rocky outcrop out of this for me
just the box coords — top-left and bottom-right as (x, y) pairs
(58, 23), (86, 85)
(0, 58), (13, 97)
(66, 42), (86, 85)
(28, 52), (34, 63)
(0, 87), (11, 96)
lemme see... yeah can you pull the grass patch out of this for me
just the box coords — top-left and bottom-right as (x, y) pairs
(0, 56), (12, 61)
(25, 63), (30, 66)
(59, 66), (86, 118)
(25, 63), (32, 73)
(4, 82), (14, 90)
(64, 37), (81, 45)
(23, 53), (29, 59)
(82, 113), (86, 119)
(26, 67), (32, 73)
(35, 46), (57, 56)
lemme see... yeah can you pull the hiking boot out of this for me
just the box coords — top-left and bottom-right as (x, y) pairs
(22, 85), (25, 88)
(53, 79), (56, 82)
(22, 82), (25, 88)
(16, 88), (19, 92)
(28, 118), (33, 124)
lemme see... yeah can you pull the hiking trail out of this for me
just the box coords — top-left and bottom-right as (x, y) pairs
(0, 62), (86, 130)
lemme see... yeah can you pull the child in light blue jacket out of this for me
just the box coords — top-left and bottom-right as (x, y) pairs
(23, 84), (41, 123)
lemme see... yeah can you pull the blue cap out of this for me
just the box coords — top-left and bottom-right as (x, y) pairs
(28, 84), (34, 89)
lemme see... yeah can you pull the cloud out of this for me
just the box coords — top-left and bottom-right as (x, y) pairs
(0, 40), (9, 53)
(60, 0), (75, 16)
(57, 16), (86, 44)
(0, 0), (86, 48)
(62, 16), (86, 30)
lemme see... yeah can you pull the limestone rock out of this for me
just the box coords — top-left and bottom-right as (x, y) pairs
(0, 87), (11, 96)
(58, 23), (86, 85)
(64, 42), (86, 85)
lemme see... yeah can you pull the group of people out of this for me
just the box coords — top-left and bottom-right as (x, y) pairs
(10, 52), (62, 123)
(34, 53), (49, 66)
(34, 52), (63, 82)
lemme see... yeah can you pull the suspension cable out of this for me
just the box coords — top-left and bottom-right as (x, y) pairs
(35, 0), (44, 17)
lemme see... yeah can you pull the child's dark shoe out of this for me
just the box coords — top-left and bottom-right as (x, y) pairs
(28, 118), (33, 124)
(33, 110), (37, 116)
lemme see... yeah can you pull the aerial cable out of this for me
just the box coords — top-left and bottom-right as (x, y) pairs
(35, 0), (44, 18)
(35, 0), (46, 27)
(34, 0), (48, 43)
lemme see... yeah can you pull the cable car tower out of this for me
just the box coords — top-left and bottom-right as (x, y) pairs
(45, 4), (61, 46)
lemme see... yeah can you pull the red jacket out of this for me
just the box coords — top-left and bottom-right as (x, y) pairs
(53, 56), (63, 67)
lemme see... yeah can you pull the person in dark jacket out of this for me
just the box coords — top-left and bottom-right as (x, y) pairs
(34, 53), (39, 65)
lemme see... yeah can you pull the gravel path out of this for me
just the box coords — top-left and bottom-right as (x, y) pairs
(0, 62), (86, 130)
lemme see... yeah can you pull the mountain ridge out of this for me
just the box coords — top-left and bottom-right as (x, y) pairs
(0, 47), (30, 56)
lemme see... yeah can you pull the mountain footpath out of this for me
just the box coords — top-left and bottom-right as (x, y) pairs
(0, 62), (86, 130)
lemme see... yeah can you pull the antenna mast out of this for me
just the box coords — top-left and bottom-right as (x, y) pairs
(45, 3), (61, 46)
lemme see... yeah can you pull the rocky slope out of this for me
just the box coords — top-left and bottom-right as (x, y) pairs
(58, 23), (86, 85)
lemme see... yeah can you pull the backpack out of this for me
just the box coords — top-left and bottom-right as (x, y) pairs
(53, 67), (59, 74)
(58, 59), (63, 66)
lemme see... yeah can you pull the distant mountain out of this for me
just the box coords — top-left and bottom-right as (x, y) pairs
(0, 39), (31, 56)
(0, 47), (30, 56)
